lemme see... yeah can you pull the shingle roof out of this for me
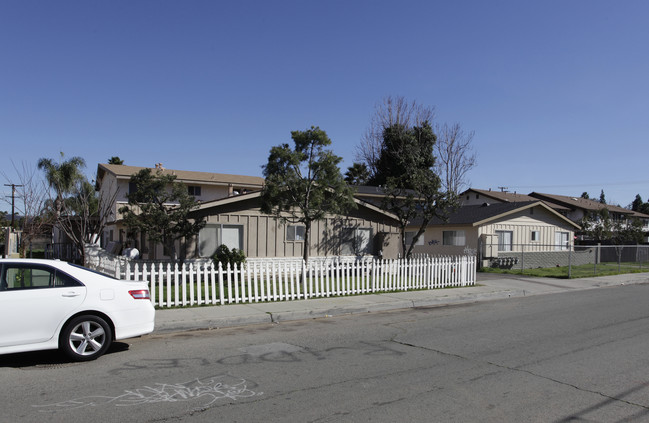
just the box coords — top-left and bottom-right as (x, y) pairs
(97, 163), (265, 187)
(192, 188), (401, 221)
(462, 188), (571, 212)
(529, 192), (634, 215)
(427, 201), (536, 225)
(464, 188), (539, 203)
(424, 201), (580, 229)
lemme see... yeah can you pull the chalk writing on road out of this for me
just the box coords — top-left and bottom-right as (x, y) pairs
(109, 341), (406, 375)
(33, 374), (261, 412)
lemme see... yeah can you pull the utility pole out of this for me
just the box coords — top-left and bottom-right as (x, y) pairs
(4, 183), (23, 230)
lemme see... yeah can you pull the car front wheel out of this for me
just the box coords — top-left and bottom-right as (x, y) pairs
(60, 315), (113, 361)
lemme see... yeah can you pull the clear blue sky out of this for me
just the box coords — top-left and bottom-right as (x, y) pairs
(2, 0), (648, 208)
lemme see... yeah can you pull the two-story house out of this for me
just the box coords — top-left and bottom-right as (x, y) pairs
(95, 163), (264, 259)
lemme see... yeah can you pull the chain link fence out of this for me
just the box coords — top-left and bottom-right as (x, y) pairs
(479, 243), (649, 278)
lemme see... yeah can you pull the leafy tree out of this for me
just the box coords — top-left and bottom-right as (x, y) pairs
(261, 126), (356, 263)
(580, 208), (614, 243)
(108, 156), (124, 165)
(614, 218), (645, 245)
(119, 168), (205, 260)
(630, 194), (649, 215)
(344, 163), (370, 186)
(581, 207), (644, 245)
(0, 210), (9, 245)
(371, 122), (455, 258)
(357, 96), (435, 181)
(580, 192), (590, 199)
(357, 96), (475, 195)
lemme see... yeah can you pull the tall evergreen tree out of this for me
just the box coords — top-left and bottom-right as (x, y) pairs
(261, 126), (356, 263)
(119, 168), (205, 260)
(371, 122), (455, 258)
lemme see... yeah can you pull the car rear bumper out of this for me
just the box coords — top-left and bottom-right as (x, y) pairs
(113, 304), (155, 340)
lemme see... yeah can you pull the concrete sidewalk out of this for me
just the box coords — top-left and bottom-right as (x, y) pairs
(154, 272), (649, 334)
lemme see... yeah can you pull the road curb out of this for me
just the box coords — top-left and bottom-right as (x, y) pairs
(153, 289), (524, 333)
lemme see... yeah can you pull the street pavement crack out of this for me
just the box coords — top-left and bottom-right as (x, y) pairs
(390, 339), (649, 412)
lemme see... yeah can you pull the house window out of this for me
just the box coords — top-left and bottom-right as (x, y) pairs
(287, 225), (306, 241)
(341, 228), (372, 255)
(188, 185), (202, 197)
(555, 231), (569, 251)
(198, 224), (243, 257)
(405, 231), (425, 246)
(442, 230), (466, 246)
(496, 230), (513, 251)
(531, 230), (540, 242)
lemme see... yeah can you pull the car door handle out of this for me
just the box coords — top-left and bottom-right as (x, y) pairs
(61, 292), (81, 298)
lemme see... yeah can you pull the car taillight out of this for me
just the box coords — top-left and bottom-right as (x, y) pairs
(129, 289), (151, 300)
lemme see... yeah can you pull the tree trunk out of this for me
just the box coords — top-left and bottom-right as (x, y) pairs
(400, 227), (407, 259)
(303, 221), (311, 264)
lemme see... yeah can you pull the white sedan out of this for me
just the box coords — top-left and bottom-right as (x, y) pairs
(0, 258), (155, 361)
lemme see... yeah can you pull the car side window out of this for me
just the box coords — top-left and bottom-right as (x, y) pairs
(1, 265), (82, 290)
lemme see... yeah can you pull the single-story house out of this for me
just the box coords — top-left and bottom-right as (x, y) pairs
(404, 201), (581, 267)
(461, 188), (649, 243)
(187, 190), (402, 260)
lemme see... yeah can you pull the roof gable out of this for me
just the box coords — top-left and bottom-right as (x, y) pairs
(194, 189), (400, 222)
(428, 201), (580, 229)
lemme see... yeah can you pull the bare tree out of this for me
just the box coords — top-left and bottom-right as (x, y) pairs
(55, 177), (118, 264)
(434, 122), (476, 195)
(356, 96), (435, 179)
(2, 161), (53, 257)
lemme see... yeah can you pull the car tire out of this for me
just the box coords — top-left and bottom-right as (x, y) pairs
(60, 315), (113, 361)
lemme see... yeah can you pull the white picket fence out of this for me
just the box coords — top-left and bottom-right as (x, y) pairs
(86, 254), (476, 308)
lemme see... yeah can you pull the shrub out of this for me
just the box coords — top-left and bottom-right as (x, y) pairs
(212, 244), (246, 268)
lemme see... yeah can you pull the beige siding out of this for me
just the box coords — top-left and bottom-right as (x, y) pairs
(478, 208), (575, 251)
(408, 226), (480, 256)
(405, 205), (577, 257)
(194, 202), (399, 259)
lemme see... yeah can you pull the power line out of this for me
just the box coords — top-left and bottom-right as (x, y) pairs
(506, 180), (649, 190)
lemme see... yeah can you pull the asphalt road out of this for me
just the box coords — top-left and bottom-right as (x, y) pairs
(3, 283), (649, 422)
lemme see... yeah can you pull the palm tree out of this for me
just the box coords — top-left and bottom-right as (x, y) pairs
(37, 153), (86, 217)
